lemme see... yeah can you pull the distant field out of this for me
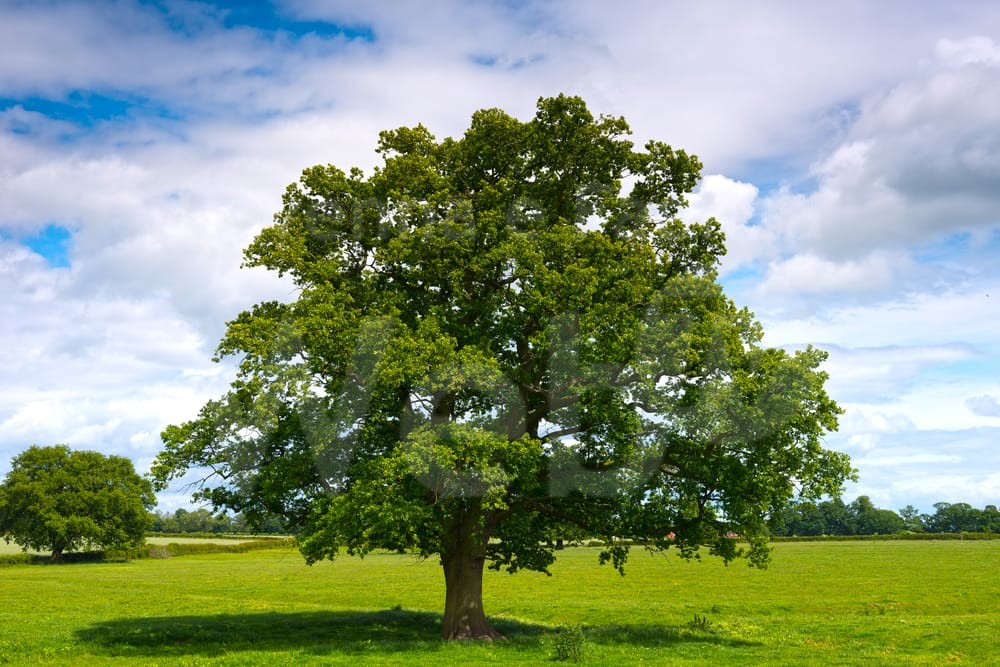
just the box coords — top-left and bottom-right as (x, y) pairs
(0, 535), (269, 556)
(0, 540), (997, 664)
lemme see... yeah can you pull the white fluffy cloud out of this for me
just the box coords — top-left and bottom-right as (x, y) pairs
(683, 175), (769, 273)
(0, 240), (233, 481)
(759, 38), (1000, 261)
(757, 252), (907, 298)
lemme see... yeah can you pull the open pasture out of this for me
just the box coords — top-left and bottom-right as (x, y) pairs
(0, 535), (271, 557)
(1, 540), (997, 665)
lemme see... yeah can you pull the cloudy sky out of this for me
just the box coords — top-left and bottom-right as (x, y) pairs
(2, 0), (999, 513)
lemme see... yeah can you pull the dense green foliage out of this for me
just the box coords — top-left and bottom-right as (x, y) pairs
(0, 445), (155, 560)
(0, 542), (997, 664)
(153, 95), (851, 639)
(774, 497), (1000, 536)
(148, 507), (286, 534)
(921, 502), (1000, 533)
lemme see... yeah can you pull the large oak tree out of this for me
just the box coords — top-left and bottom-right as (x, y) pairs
(153, 95), (852, 640)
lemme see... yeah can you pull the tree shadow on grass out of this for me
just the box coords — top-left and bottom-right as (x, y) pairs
(76, 608), (548, 659)
(77, 609), (760, 659)
(3, 551), (111, 566)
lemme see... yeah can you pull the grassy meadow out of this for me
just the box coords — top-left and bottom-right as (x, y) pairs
(0, 535), (272, 557)
(0, 540), (997, 665)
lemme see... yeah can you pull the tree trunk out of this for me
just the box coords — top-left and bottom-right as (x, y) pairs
(440, 513), (502, 641)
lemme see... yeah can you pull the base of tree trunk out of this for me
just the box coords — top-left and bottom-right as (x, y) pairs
(441, 537), (504, 641)
(442, 627), (505, 641)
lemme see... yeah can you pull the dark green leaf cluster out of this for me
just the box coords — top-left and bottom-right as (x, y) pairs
(153, 95), (851, 579)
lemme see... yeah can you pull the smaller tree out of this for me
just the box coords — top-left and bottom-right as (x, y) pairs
(925, 502), (983, 533)
(817, 497), (853, 535)
(898, 505), (924, 532)
(983, 505), (1000, 533)
(0, 445), (155, 560)
(849, 496), (904, 535)
(773, 499), (828, 536)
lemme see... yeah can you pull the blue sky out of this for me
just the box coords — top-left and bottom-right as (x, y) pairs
(2, 0), (1000, 513)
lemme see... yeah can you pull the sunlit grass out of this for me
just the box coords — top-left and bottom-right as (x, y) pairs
(0, 540), (997, 664)
(0, 535), (272, 555)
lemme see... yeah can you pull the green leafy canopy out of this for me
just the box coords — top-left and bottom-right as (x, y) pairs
(0, 445), (155, 559)
(153, 94), (851, 582)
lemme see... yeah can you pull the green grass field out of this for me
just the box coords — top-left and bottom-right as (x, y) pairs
(0, 536), (273, 557)
(1, 540), (996, 665)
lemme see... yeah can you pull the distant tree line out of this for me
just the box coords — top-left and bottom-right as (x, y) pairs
(772, 497), (1000, 536)
(152, 498), (999, 539)
(153, 499), (1000, 538)
(148, 508), (286, 535)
